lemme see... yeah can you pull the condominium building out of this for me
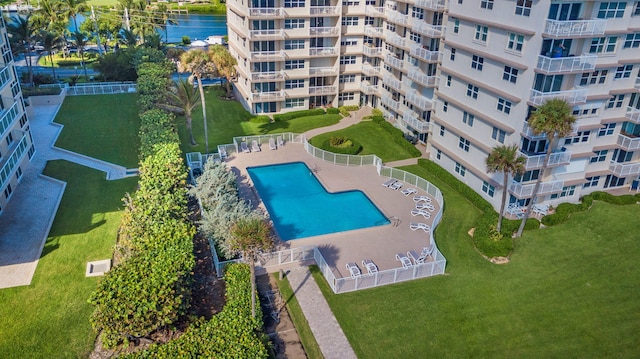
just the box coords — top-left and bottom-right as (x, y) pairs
(0, 11), (35, 215)
(226, 0), (640, 209)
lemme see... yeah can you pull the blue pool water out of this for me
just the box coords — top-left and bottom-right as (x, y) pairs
(247, 162), (389, 241)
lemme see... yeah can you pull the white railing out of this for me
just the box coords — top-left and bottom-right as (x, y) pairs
(309, 47), (338, 56)
(309, 85), (337, 95)
(386, 32), (407, 48)
(364, 25), (384, 38)
(362, 63), (381, 76)
(625, 106), (640, 124)
(410, 45), (441, 63)
(365, 5), (385, 17)
(386, 9), (409, 26)
(251, 70), (286, 81)
(59, 82), (137, 96)
(381, 95), (401, 111)
(536, 55), (598, 73)
(385, 54), (404, 69)
(0, 65), (11, 90)
(250, 50), (286, 60)
(251, 89), (285, 101)
(406, 91), (434, 111)
(310, 6), (340, 15)
(0, 101), (20, 139)
(360, 81), (379, 95)
(362, 45), (383, 57)
(609, 161), (640, 177)
(522, 122), (546, 138)
(509, 179), (564, 198)
(401, 110), (429, 133)
(383, 74), (403, 92)
(529, 87), (587, 106)
(412, 22), (445, 38)
(310, 27), (339, 36)
(0, 133), (28, 190)
(414, 0), (445, 10)
(407, 68), (438, 87)
(249, 29), (285, 38)
(231, 132), (300, 154)
(617, 133), (640, 151)
(521, 151), (571, 170)
(309, 66), (337, 76)
(543, 19), (607, 37)
(248, 7), (285, 17)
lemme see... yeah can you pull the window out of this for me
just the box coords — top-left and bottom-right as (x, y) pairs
(507, 33), (524, 52)
(635, 1), (640, 15)
(598, 123), (616, 136)
(339, 74), (356, 83)
(515, 0), (532, 16)
(340, 56), (357, 65)
(409, 31), (421, 43)
(436, 149), (441, 160)
(466, 84), (479, 99)
(284, 0), (304, 7)
(624, 33), (640, 48)
(471, 55), (484, 71)
(340, 38), (358, 46)
(597, 2), (627, 18)
(285, 60), (304, 69)
(514, 170), (540, 182)
(285, 98), (305, 108)
(564, 131), (591, 145)
(446, 75), (452, 87)
(474, 25), (488, 42)
(15, 166), (22, 180)
(615, 65), (633, 79)
(4, 184), (11, 199)
(604, 174), (626, 188)
(607, 94), (625, 108)
(411, 6), (425, 19)
(481, 0), (493, 9)
(462, 111), (474, 126)
(6, 132), (13, 146)
(497, 98), (512, 114)
(584, 176), (600, 188)
(339, 93), (355, 101)
(492, 127), (506, 143)
(285, 79), (304, 89)
(580, 70), (608, 85)
(341, 16), (359, 26)
(440, 125), (445, 136)
(551, 186), (576, 199)
(443, 101), (448, 112)
(573, 107), (599, 116)
(285, 39), (304, 50)
(284, 19), (305, 29)
(386, 23), (396, 32)
(452, 18), (459, 34)
(455, 162), (466, 176)
(503, 66), (518, 83)
(459, 137), (470, 152)
(482, 181), (495, 197)
(590, 150), (609, 163)
(612, 148), (633, 163)
(344, 0), (359, 4)
(450, 48), (456, 61)
(590, 36), (618, 53)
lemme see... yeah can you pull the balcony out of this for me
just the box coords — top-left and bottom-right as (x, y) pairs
(362, 63), (381, 76)
(251, 90), (285, 102)
(381, 95), (401, 111)
(309, 85), (337, 95)
(251, 70), (286, 81)
(521, 150), (571, 170)
(411, 22), (444, 38)
(410, 45), (441, 63)
(310, 27), (339, 36)
(543, 19), (607, 38)
(362, 45), (383, 57)
(529, 87), (587, 106)
(0, 132), (28, 190)
(625, 106), (640, 124)
(249, 29), (285, 39)
(360, 81), (379, 95)
(309, 6), (340, 15)
(248, 7), (285, 18)
(0, 102), (20, 139)
(406, 67), (438, 87)
(0, 65), (12, 91)
(383, 74), (403, 92)
(617, 133), (640, 151)
(414, 0), (445, 10)
(405, 91), (434, 111)
(364, 25), (384, 38)
(536, 55), (597, 74)
(365, 5), (385, 17)
(309, 47), (338, 56)
(385, 54), (404, 70)
(509, 179), (564, 198)
(250, 50), (286, 61)
(309, 66), (337, 76)
(609, 161), (640, 177)
(385, 32), (407, 48)
(386, 9), (409, 26)
(401, 110), (429, 133)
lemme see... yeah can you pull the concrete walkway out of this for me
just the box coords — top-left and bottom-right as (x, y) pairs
(286, 267), (357, 359)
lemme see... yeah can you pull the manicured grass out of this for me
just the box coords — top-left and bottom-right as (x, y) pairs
(0, 161), (138, 358)
(54, 94), (141, 168)
(274, 273), (323, 359)
(309, 163), (640, 358)
(309, 121), (419, 162)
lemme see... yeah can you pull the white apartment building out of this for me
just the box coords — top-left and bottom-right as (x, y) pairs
(227, 0), (640, 209)
(0, 11), (35, 215)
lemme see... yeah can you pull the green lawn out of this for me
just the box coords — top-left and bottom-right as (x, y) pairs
(0, 161), (138, 358)
(54, 94), (141, 168)
(309, 121), (419, 162)
(307, 163), (640, 358)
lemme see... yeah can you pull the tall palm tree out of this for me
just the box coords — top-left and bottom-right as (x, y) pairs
(6, 14), (36, 85)
(209, 45), (237, 98)
(39, 30), (63, 80)
(229, 217), (274, 318)
(58, 0), (88, 34)
(160, 78), (201, 145)
(118, 28), (138, 47)
(516, 98), (576, 237)
(179, 49), (216, 153)
(486, 144), (526, 232)
(71, 31), (89, 79)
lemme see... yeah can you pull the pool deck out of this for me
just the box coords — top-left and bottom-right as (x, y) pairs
(225, 137), (438, 280)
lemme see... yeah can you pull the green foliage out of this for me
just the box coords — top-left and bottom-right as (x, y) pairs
(329, 136), (348, 147)
(542, 191), (640, 226)
(250, 115), (271, 124)
(377, 120), (422, 157)
(22, 86), (62, 97)
(371, 108), (383, 116)
(338, 105), (359, 117)
(488, 225), (503, 241)
(326, 107), (340, 115)
(182, 36), (191, 45)
(122, 264), (268, 358)
(93, 48), (137, 81)
(371, 115), (385, 123)
(273, 108), (325, 122)
(323, 137), (362, 155)
(138, 110), (179, 161)
(136, 62), (173, 112)
(132, 48), (171, 70)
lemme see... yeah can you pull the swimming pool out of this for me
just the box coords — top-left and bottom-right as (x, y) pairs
(247, 162), (390, 240)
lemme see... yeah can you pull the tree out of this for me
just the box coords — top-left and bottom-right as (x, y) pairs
(39, 30), (63, 80)
(160, 78), (201, 145)
(58, 0), (88, 34)
(209, 45), (237, 98)
(179, 49), (216, 153)
(516, 98), (576, 237)
(486, 144), (526, 232)
(229, 217), (274, 318)
(71, 31), (89, 79)
(118, 28), (138, 47)
(6, 14), (36, 85)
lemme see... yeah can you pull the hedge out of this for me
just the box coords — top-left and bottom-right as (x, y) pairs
(250, 115), (271, 124)
(273, 108), (325, 121)
(338, 105), (358, 117)
(326, 107), (340, 115)
(541, 191), (640, 226)
(321, 137), (362, 155)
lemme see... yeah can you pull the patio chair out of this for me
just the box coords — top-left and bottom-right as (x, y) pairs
(219, 146), (227, 159)
(362, 259), (378, 275)
(389, 181), (403, 190)
(413, 196), (432, 203)
(410, 209), (431, 219)
(401, 188), (418, 196)
(241, 141), (250, 153)
(346, 262), (361, 278)
(269, 137), (277, 150)
(532, 203), (549, 216)
(277, 135), (284, 147)
(395, 253), (413, 269)
(420, 243), (435, 260)
(407, 250), (425, 265)
(251, 140), (261, 152)
(415, 203), (435, 212)
(409, 222), (431, 233)
(382, 178), (397, 187)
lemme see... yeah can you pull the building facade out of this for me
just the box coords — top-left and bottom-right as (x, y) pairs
(0, 11), (35, 215)
(227, 0), (640, 209)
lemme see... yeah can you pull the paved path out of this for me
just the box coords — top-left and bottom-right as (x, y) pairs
(286, 267), (357, 359)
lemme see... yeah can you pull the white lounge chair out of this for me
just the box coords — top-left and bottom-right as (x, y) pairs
(420, 243), (435, 260)
(407, 250), (424, 265)
(395, 253), (413, 269)
(507, 203), (525, 218)
(532, 203), (549, 216)
(401, 188), (418, 196)
(410, 209), (431, 219)
(277, 135), (284, 147)
(269, 137), (277, 150)
(346, 262), (361, 278)
(219, 146), (227, 159)
(409, 222), (431, 233)
(415, 203), (435, 212)
(241, 141), (250, 153)
(382, 178), (397, 187)
(389, 181), (403, 190)
(251, 140), (261, 152)
(413, 196), (432, 203)
(362, 259), (378, 275)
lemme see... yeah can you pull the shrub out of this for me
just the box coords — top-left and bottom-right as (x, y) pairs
(22, 86), (62, 97)
(371, 115), (385, 123)
(371, 108), (383, 116)
(542, 191), (639, 226)
(273, 108), (325, 122)
(322, 137), (362, 155)
(250, 115), (271, 123)
(182, 36), (191, 45)
(338, 105), (359, 116)
(329, 136), (348, 146)
(326, 107), (340, 115)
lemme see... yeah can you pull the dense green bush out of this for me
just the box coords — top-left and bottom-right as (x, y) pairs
(323, 137), (362, 155)
(250, 115), (271, 123)
(338, 105), (358, 117)
(136, 62), (173, 112)
(273, 108), (325, 122)
(22, 86), (62, 97)
(138, 110), (179, 161)
(326, 107), (340, 115)
(542, 191), (640, 226)
(371, 115), (385, 123)
(371, 108), (383, 116)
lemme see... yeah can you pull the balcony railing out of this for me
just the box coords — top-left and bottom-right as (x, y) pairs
(543, 19), (607, 37)
(309, 47), (338, 56)
(310, 27), (339, 36)
(536, 55), (597, 74)
(401, 110), (429, 133)
(0, 132), (28, 190)
(509, 179), (564, 198)
(522, 122), (546, 139)
(381, 95), (401, 111)
(362, 45), (383, 57)
(386, 32), (407, 48)
(251, 70), (286, 81)
(309, 66), (337, 76)
(386, 9), (409, 26)
(0, 65), (11, 91)
(362, 63), (381, 76)
(609, 161), (640, 177)
(411, 22), (444, 38)
(521, 151), (572, 170)
(0, 102), (20, 139)
(383, 74), (403, 92)
(385, 54), (404, 70)
(406, 68), (438, 87)
(529, 87), (587, 106)
(405, 91), (434, 111)
(360, 81), (379, 95)
(248, 7), (285, 17)
(364, 25), (384, 38)
(410, 45), (441, 63)
(250, 50), (286, 60)
(251, 90), (285, 101)
(365, 5), (385, 17)
(414, 0), (445, 10)
(625, 106), (640, 124)
(309, 6), (340, 15)
(617, 133), (640, 151)
(249, 29), (285, 39)
(309, 85), (337, 95)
